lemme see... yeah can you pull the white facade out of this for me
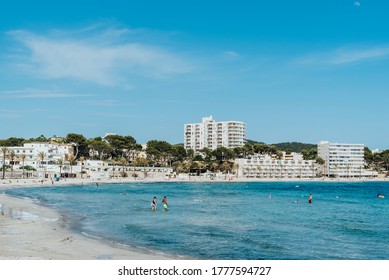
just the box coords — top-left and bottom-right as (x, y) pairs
(235, 154), (317, 178)
(317, 141), (374, 177)
(1, 143), (75, 177)
(184, 116), (246, 152)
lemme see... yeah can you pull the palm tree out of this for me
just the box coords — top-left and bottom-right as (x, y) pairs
(38, 151), (46, 178)
(79, 156), (85, 178)
(20, 154), (26, 179)
(9, 151), (16, 179)
(232, 163), (240, 178)
(68, 155), (76, 178)
(311, 162), (316, 178)
(1, 146), (8, 179)
(57, 159), (63, 178)
(256, 165), (261, 178)
(138, 157), (148, 178)
(111, 159), (117, 178)
(119, 157), (128, 177)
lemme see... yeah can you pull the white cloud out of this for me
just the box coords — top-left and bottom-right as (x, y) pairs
(330, 48), (389, 64)
(1, 88), (93, 99)
(224, 51), (240, 57)
(7, 26), (192, 87)
(296, 46), (389, 66)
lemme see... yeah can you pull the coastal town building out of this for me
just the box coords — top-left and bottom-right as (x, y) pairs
(317, 141), (376, 177)
(184, 116), (246, 152)
(1, 142), (76, 178)
(235, 154), (317, 179)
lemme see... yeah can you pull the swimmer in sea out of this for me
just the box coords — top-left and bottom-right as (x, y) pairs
(162, 196), (168, 211)
(151, 196), (157, 210)
(308, 194), (313, 204)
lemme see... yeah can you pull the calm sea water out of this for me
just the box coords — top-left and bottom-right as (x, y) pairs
(4, 181), (389, 260)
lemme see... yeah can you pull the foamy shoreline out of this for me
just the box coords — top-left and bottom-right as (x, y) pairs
(1, 176), (387, 260)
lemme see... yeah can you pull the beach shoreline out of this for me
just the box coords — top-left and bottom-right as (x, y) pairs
(0, 190), (177, 260)
(1, 176), (387, 260)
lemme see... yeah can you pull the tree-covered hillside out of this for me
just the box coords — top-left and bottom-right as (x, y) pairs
(271, 142), (317, 153)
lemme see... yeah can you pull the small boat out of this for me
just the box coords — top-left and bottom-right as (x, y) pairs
(376, 194), (385, 199)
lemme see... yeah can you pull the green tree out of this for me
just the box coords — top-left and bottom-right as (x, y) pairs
(146, 140), (173, 166)
(199, 148), (213, 162)
(88, 137), (113, 160)
(65, 133), (89, 158)
(0, 137), (25, 147)
(171, 145), (187, 162)
(302, 149), (318, 160)
(28, 135), (48, 143)
(104, 134), (139, 159)
(212, 147), (234, 163)
(381, 152), (389, 171)
(364, 147), (373, 166)
(316, 157), (325, 165)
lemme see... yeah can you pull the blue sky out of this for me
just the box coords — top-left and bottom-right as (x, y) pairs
(0, 1), (388, 149)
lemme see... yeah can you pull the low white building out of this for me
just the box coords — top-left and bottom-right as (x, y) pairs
(1, 142), (75, 178)
(317, 141), (376, 177)
(235, 154), (317, 179)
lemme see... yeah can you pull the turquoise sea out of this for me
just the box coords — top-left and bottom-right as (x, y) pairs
(4, 181), (389, 260)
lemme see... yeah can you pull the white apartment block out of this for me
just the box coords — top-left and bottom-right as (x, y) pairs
(235, 154), (317, 179)
(184, 116), (246, 152)
(317, 141), (374, 177)
(1, 143), (75, 177)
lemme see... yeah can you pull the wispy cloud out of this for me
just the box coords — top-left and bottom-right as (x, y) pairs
(354, 1), (361, 7)
(7, 25), (193, 87)
(94, 112), (134, 118)
(296, 46), (389, 66)
(0, 109), (22, 119)
(0, 88), (93, 99)
(81, 99), (121, 107)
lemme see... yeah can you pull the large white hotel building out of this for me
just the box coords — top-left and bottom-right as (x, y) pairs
(317, 141), (375, 177)
(184, 116), (246, 152)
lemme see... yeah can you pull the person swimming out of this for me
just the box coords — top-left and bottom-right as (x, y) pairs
(308, 194), (313, 204)
(151, 196), (157, 210)
(162, 196), (168, 211)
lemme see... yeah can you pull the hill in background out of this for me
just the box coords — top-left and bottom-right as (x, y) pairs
(247, 140), (316, 153)
(271, 142), (316, 153)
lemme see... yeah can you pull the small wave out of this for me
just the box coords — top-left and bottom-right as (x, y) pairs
(81, 231), (103, 240)
(8, 209), (57, 222)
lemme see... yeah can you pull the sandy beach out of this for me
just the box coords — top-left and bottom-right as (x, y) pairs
(0, 180), (176, 260)
(1, 176), (387, 260)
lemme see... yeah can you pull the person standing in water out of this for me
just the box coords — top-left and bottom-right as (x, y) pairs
(162, 196), (168, 211)
(151, 196), (157, 210)
(308, 194), (313, 204)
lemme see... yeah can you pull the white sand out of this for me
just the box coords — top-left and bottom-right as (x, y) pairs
(0, 192), (174, 260)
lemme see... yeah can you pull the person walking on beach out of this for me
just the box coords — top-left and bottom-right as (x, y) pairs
(162, 196), (168, 211)
(151, 196), (157, 210)
(308, 194), (313, 204)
